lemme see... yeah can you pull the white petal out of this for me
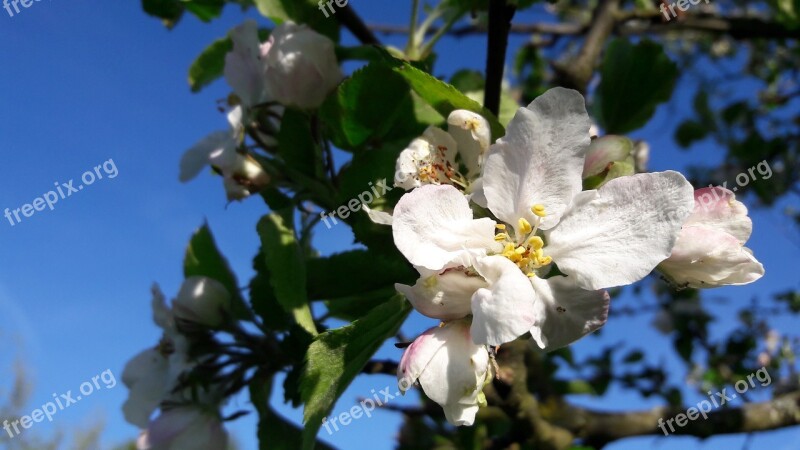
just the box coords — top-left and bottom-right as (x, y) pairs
(122, 349), (169, 428)
(470, 256), (544, 346)
(447, 110), (490, 177)
(482, 88), (591, 234)
(224, 20), (267, 107)
(397, 268), (487, 321)
(658, 225), (764, 288)
(179, 131), (234, 183)
(442, 403), (480, 427)
(394, 127), (459, 190)
(363, 204), (393, 226)
(687, 187), (752, 243)
(392, 185), (499, 271)
(410, 321), (489, 426)
(529, 277), (610, 351)
(546, 171), (695, 290)
(151, 284), (172, 331)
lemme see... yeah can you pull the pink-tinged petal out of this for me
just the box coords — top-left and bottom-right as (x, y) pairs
(396, 268), (487, 321)
(687, 187), (752, 243)
(392, 185), (500, 271)
(483, 88), (591, 234)
(530, 277), (610, 351)
(402, 321), (490, 426)
(122, 349), (169, 428)
(470, 256), (544, 346)
(658, 225), (764, 288)
(546, 171), (695, 290)
(397, 326), (447, 392)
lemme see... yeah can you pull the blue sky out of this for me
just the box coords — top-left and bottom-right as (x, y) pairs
(0, 1), (798, 449)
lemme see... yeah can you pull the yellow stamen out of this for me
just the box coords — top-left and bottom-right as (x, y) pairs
(495, 224), (506, 230)
(531, 204), (547, 218)
(528, 236), (544, 250)
(494, 233), (508, 242)
(518, 218), (532, 235)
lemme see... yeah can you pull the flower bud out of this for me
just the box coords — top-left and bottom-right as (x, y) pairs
(582, 135), (635, 188)
(263, 22), (343, 109)
(172, 277), (231, 328)
(658, 187), (764, 288)
(398, 320), (490, 426)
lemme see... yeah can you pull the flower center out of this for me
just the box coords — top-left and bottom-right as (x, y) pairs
(494, 204), (553, 277)
(414, 145), (468, 189)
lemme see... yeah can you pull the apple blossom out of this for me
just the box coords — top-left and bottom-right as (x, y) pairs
(138, 406), (228, 450)
(172, 276), (231, 328)
(122, 285), (192, 428)
(398, 320), (490, 426)
(392, 88), (694, 348)
(657, 186), (764, 288)
(582, 135), (635, 188)
(394, 110), (490, 190)
(179, 107), (269, 201)
(262, 22), (343, 109)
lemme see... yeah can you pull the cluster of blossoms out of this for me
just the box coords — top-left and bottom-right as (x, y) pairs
(125, 19), (348, 449)
(381, 88), (765, 425)
(179, 19), (343, 201)
(122, 278), (232, 449)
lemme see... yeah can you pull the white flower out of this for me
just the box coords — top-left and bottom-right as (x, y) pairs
(224, 20), (270, 108)
(138, 406), (228, 450)
(122, 286), (192, 428)
(179, 107), (269, 201)
(394, 111), (490, 191)
(172, 277), (231, 328)
(657, 187), (764, 288)
(392, 88), (694, 348)
(398, 320), (490, 426)
(262, 22), (343, 109)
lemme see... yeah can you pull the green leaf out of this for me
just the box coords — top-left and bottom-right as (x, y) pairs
(320, 63), (416, 150)
(184, 223), (249, 319)
(253, 0), (339, 40)
(300, 295), (411, 449)
(307, 249), (415, 300)
(250, 373), (335, 450)
(181, 0), (225, 22)
(377, 50), (505, 140)
(142, 0), (184, 27)
(277, 109), (322, 177)
(675, 120), (708, 148)
(250, 250), (292, 331)
(596, 39), (678, 133)
(257, 210), (318, 336)
(188, 36), (232, 93)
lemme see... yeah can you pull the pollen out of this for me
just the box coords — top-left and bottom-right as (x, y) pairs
(531, 204), (547, 218)
(494, 233), (508, 242)
(495, 224), (506, 230)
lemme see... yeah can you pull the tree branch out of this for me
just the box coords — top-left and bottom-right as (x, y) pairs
(369, 14), (799, 41)
(338, 4), (381, 45)
(556, 390), (800, 448)
(484, 0), (516, 116)
(553, 0), (621, 92)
